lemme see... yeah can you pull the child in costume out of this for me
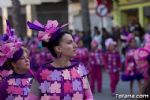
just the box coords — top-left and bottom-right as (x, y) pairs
(122, 34), (143, 94)
(75, 37), (89, 67)
(27, 20), (93, 100)
(134, 33), (150, 85)
(89, 40), (104, 93)
(28, 38), (53, 71)
(0, 20), (33, 100)
(104, 38), (121, 96)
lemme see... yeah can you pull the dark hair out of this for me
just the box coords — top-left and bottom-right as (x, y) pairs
(3, 48), (24, 70)
(10, 48), (24, 62)
(42, 30), (70, 58)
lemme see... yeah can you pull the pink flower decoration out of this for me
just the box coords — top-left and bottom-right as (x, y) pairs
(28, 20), (68, 42)
(72, 92), (83, 100)
(71, 68), (80, 79)
(45, 20), (58, 33)
(134, 48), (149, 60)
(21, 79), (28, 86)
(62, 70), (71, 80)
(14, 87), (23, 95)
(0, 37), (22, 66)
(8, 79), (16, 85)
(38, 31), (51, 42)
(7, 86), (16, 94)
(138, 49), (149, 58)
(8, 70), (13, 75)
(0, 20), (23, 66)
(37, 20), (59, 42)
(41, 94), (50, 100)
(49, 82), (61, 93)
(50, 94), (60, 100)
(14, 95), (23, 100)
(0, 70), (9, 77)
(64, 81), (72, 93)
(40, 69), (51, 80)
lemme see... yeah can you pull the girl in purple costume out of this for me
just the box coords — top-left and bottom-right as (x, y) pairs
(75, 39), (89, 68)
(122, 34), (143, 94)
(89, 40), (104, 93)
(134, 33), (150, 86)
(104, 38), (121, 96)
(0, 48), (33, 100)
(29, 38), (53, 71)
(0, 20), (33, 100)
(27, 20), (93, 100)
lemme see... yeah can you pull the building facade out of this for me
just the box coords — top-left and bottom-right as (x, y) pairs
(112, 0), (150, 29)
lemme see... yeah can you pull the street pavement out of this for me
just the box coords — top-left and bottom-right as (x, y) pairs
(93, 72), (140, 100)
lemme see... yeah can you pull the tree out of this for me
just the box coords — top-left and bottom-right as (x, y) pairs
(11, 0), (24, 39)
(80, 0), (91, 49)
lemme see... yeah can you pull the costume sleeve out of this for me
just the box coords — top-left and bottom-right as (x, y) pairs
(27, 79), (41, 100)
(0, 79), (8, 99)
(83, 76), (94, 100)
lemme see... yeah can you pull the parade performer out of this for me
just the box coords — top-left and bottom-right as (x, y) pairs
(104, 38), (121, 96)
(74, 36), (89, 68)
(89, 40), (104, 93)
(0, 20), (33, 100)
(134, 33), (150, 86)
(122, 34), (143, 94)
(27, 20), (93, 100)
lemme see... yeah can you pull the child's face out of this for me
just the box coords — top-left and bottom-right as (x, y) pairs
(129, 39), (136, 48)
(57, 34), (78, 58)
(13, 50), (30, 71)
(91, 43), (98, 50)
(108, 44), (116, 51)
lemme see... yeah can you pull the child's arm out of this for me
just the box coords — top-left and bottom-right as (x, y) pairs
(27, 79), (41, 100)
(0, 80), (8, 99)
(83, 76), (94, 100)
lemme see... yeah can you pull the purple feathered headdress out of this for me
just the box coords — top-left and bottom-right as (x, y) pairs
(0, 20), (23, 66)
(27, 20), (68, 42)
